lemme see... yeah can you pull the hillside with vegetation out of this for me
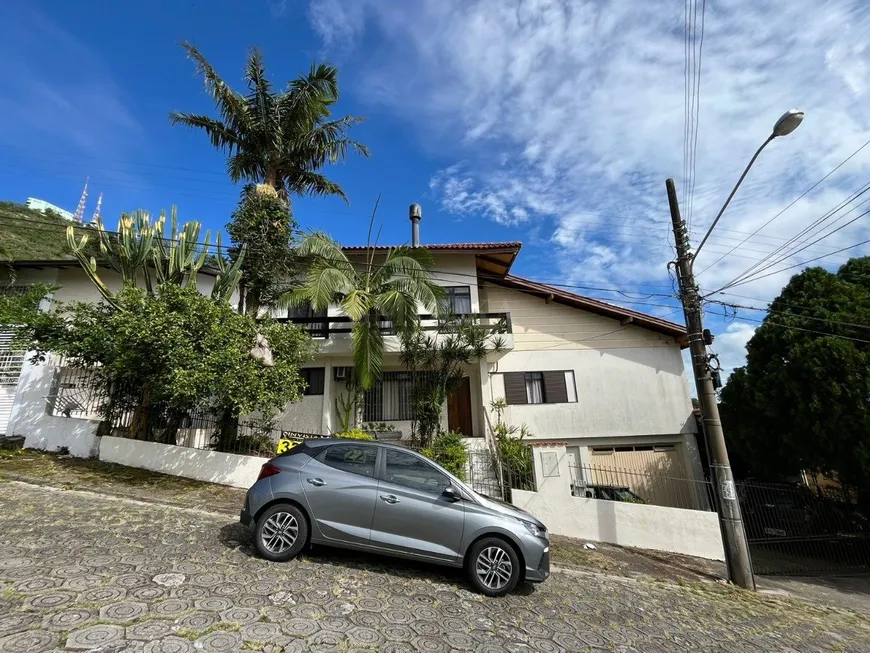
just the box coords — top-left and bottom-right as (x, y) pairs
(0, 201), (83, 261)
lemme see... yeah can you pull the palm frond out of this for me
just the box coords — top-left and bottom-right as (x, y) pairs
(283, 168), (347, 202)
(168, 113), (241, 151)
(296, 231), (354, 272)
(178, 41), (249, 134)
(351, 316), (384, 390)
(341, 288), (370, 321)
(389, 277), (445, 315)
(372, 246), (437, 285)
(374, 289), (420, 333)
(292, 262), (352, 313)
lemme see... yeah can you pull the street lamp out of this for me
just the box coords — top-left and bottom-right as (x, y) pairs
(665, 108), (804, 590)
(692, 109), (804, 265)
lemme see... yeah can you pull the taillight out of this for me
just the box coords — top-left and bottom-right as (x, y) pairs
(257, 463), (281, 481)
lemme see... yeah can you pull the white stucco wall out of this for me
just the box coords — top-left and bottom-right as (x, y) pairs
(99, 436), (269, 488)
(489, 348), (695, 439)
(8, 360), (101, 458)
(512, 489), (725, 560)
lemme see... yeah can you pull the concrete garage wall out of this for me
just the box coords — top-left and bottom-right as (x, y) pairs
(512, 489), (725, 561)
(99, 436), (268, 489)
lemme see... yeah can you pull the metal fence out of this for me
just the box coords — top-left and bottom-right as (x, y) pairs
(569, 462), (716, 511)
(739, 481), (870, 575)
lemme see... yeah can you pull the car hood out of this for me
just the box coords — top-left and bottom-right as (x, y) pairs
(475, 493), (546, 529)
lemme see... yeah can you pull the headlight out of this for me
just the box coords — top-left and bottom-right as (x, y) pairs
(519, 518), (546, 538)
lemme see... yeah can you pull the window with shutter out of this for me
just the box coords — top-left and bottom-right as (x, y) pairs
(503, 372), (528, 405)
(542, 371), (568, 403)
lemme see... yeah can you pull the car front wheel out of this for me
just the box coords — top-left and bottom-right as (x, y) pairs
(254, 503), (308, 562)
(467, 537), (521, 597)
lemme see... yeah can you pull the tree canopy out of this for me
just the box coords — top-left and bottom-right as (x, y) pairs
(719, 256), (870, 496)
(170, 42), (368, 201)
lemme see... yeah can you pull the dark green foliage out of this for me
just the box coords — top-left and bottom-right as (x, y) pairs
(719, 257), (870, 498)
(228, 186), (299, 314)
(0, 283), (51, 333)
(422, 431), (469, 480)
(490, 399), (535, 492)
(401, 315), (505, 447)
(0, 202), (79, 261)
(20, 284), (315, 440)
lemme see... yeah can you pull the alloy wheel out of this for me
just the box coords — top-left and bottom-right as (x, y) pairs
(261, 511), (299, 554)
(475, 546), (513, 591)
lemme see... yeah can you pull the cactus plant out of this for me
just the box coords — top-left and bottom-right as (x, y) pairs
(66, 206), (245, 306)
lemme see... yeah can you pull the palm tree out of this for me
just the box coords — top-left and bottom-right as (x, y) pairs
(281, 232), (445, 390)
(170, 42), (368, 201)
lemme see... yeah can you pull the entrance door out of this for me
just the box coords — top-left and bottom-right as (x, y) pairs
(447, 377), (473, 436)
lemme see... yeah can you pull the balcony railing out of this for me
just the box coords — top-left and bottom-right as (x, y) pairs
(276, 312), (512, 339)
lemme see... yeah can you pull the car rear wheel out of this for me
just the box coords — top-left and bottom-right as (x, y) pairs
(467, 537), (521, 597)
(254, 503), (308, 562)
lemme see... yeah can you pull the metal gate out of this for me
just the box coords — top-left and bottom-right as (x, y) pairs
(0, 331), (25, 434)
(739, 481), (870, 575)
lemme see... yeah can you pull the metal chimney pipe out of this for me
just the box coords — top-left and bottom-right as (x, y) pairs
(409, 204), (422, 247)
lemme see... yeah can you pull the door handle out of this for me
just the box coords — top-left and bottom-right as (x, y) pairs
(306, 478), (326, 486)
(380, 495), (400, 504)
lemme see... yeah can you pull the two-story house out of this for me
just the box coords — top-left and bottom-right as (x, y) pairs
(1, 208), (701, 482)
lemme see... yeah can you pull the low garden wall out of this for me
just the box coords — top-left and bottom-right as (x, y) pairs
(99, 436), (268, 489)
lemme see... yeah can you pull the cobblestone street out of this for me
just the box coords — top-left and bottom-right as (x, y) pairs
(1, 480), (868, 652)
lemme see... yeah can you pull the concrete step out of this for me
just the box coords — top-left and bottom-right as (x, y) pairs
(0, 435), (25, 450)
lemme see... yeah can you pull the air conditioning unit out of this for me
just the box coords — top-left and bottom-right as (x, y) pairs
(334, 366), (352, 381)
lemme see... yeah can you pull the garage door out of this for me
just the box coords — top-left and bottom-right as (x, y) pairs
(588, 444), (701, 509)
(0, 332), (25, 435)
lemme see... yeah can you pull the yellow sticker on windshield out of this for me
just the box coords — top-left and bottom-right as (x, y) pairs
(276, 439), (302, 454)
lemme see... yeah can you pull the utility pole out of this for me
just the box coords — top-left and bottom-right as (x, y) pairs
(666, 177), (755, 590)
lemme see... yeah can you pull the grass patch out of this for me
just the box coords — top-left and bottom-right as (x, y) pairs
(177, 622), (242, 640)
(243, 641), (266, 650)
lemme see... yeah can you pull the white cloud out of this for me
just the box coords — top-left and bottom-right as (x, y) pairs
(309, 0), (870, 374)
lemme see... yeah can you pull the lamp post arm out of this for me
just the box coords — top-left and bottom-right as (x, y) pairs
(691, 134), (775, 269)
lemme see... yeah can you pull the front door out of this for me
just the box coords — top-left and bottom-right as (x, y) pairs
(447, 376), (473, 436)
(370, 448), (465, 562)
(300, 443), (380, 545)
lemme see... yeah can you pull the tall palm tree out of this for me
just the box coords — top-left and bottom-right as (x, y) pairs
(170, 42), (368, 201)
(281, 232), (445, 390)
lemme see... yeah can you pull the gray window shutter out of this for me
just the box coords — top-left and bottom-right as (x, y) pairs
(543, 371), (568, 403)
(503, 372), (527, 405)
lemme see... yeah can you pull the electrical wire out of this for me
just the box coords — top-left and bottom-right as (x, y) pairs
(687, 0), (707, 232)
(705, 308), (870, 344)
(706, 299), (870, 330)
(719, 235), (870, 292)
(696, 137), (870, 276)
(719, 181), (870, 289)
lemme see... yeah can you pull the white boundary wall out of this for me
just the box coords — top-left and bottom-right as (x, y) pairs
(511, 489), (725, 560)
(515, 443), (725, 561)
(99, 436), (268, 489)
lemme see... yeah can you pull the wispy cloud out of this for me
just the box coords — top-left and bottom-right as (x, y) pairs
(0, 6), (143, 157)
(310, 0), (870, 375)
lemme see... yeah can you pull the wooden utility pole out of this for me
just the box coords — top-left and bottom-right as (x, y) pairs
(666, 177), (755, 590)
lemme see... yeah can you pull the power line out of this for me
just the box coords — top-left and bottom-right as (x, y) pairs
(719, 235), (870, 292)
(706, 308), (870, 344)
(706, 299), (870, 330)
(720, 180), (870, 289)
(696, 137), (870, 276)
(687, 0), (707, 232)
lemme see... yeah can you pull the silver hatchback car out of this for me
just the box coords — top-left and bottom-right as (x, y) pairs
(240, 439), (550, 596)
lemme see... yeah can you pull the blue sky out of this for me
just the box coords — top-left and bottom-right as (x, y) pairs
(2, 0), (870, 379)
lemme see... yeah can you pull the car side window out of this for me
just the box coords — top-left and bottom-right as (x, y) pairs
(384, 449), (450, 495)
(317, 444), (377, 478)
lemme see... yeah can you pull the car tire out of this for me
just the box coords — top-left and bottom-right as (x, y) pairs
(253, 503), (308, 563)
(466, 537), (521, 597)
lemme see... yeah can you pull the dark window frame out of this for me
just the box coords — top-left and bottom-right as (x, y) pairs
(301, 368), (325, 396)
(442, 286), (473, 315)
(503, 370), (577, 405)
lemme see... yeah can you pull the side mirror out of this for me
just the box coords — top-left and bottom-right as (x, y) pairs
(442, 486), (461, 502)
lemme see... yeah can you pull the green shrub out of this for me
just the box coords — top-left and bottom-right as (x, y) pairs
(334, 428), (375, 441)
(422, 431), (468, 480)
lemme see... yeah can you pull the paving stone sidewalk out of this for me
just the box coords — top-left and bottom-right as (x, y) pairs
(1, 480), (868, 652)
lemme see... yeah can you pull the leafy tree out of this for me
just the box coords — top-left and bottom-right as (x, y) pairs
(719, 258), (870, 500)
(170, 42), (368, 200)
(282, 231), (444, 392)
(400, 314), (506, 446)
(21, 284), (314, 442)
(0, 283), (50, 333)
(228, 185), (299, 315)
